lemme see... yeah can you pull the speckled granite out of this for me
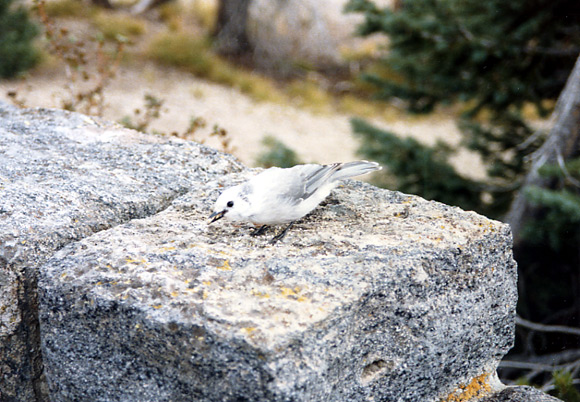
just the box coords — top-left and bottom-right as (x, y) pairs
(40, 180), (518, 401)
(0, 103), (556, 402)
(0, 102), (242, 401)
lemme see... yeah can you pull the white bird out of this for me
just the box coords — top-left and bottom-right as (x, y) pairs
(209, 161), (381, 243)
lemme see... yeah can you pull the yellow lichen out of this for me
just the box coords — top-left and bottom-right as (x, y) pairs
(442, 373), (492, 402)
(241, 327), (256, 335)
(280, 286), (299, 297)
(250, 289), (270, 299)
(217, 260), (231, 271)
(279, 286), (308, 302)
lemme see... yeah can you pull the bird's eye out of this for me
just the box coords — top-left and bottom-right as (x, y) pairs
(227, 201), (234, 208)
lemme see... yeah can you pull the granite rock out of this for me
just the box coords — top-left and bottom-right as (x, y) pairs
(480, 386), (563, 402)
(0, 103), (242, 401)
(0, 103), (561, 402)
(40, 155), (517, 400)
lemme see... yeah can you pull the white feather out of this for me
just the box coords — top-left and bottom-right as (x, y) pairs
(211, 161), (381, 226)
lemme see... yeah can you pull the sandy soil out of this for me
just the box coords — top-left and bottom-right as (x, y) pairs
(0, 61), (486, 180)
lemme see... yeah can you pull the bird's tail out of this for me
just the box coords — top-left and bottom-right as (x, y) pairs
(303, 160), (381, 196)
(329, 160), (381, 182)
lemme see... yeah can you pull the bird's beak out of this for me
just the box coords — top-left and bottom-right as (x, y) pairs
(209, 210), (226, 223)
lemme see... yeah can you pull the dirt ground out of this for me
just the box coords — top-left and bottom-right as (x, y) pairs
(0, 61), (486, 180)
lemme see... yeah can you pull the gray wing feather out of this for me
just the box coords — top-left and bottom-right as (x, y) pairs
(263, 161), (381, 205)
(303, 160), (380, 198)
(328, 161), (381, 181)
(303, 164), (340, 196)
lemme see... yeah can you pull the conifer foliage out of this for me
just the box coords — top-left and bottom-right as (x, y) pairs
(0, 0), (39, 78)
(351, 117), (484, 212)
(346, 0), (579, 115)
(346, 0), (580, 215)
(347, 0), (580, 393)
(344, 0), (580, 241)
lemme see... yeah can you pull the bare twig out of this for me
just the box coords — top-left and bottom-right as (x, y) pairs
(542, 379), (580, 393)
(508, 349), (580, 366)
(516, 315), (580, 337)
(500, 356), (580, 385)
(499, 360), (576, 372)
(34, 0), (125, 116)
(556, 151), (580, 187)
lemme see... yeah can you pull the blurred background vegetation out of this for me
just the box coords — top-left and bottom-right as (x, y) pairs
(1, 0), (579, 398)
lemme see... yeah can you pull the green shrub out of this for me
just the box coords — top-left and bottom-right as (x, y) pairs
(0, 0), (39, 78)
(552, 370), (580, 402)
(256, 136), (302, 168)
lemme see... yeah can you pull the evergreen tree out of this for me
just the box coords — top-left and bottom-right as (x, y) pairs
(346, 0), (580, 390)
(351, 117), (485, 212)
(0, 0), (39, 78)
(346, 0), (580, 215)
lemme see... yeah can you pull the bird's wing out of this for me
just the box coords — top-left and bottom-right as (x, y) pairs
(249, 165), (328, 205)
(249, 162), (380, 207)
(296, 161), (381, 199)
(270, 163), (364, 201)
(302, 164), (341, 198)
(328, 161), (381, 181)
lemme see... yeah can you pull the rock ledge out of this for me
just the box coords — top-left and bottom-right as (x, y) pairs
(0, 104), (560, 402)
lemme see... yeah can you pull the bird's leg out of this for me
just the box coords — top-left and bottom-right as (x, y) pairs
(270, 222), (295, 244)
(250, 225), (268, 237)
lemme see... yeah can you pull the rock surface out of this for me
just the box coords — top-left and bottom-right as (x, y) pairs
(0, 103), (562, 401)
(0, 102), (242, 401)
(41, 178), (517, 402)
(480, 386), (563, 402)
(248, 0), (389, 70)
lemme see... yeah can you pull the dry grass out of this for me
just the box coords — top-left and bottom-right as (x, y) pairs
(286, 80), (333, 113)
(157, 3), (184, 32)
(146, 33), (214, 75)
(146, 31), (285, 103)
(42, 0), (93, 18)
(189, 0), (218, 32)
(32, 2), (416, 121)
(92, 11), (146, 42)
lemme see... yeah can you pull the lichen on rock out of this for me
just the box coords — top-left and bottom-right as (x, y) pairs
(0, 103), (562, 402)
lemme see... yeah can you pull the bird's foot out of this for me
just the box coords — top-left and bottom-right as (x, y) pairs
(250, 225), (268, 237)
(269, 222), (295, 244)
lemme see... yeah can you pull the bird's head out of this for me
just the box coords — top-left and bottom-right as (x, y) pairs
(209, 185), (251, 223)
